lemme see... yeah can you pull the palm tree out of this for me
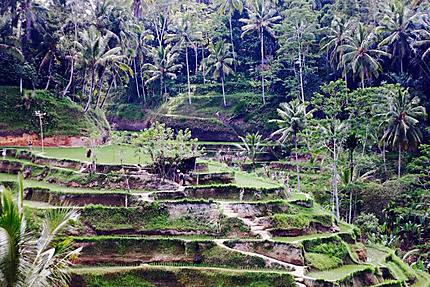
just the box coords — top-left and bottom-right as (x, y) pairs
(376, 0), (423, 73)
(0, 14), (24, 91)
(236, 132), (264, 170)
(216, 0), (243, 69)
(206, 40), (235, 107)
(0, 174), (81, 287)
(380, 88), (426, 178)
(240, 0), (281, 104)
(75, 26), (125, 112)
(320, 17), (355, 83)
(270, 99), (312, 193)
(167, 13), (202, 105)
(339, 24), (390, 88)
(143, 44), (182, 101)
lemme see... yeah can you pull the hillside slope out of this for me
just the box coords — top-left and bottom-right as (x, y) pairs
(108, 87), (281, 141)
(0, 86), (110, 142)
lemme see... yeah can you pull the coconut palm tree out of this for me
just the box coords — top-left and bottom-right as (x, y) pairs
(167, 12), (202, 105)
(339, 24), (391, 88)
(216, 0), (243, 69)
(376, 0), (423, 73)
(240, 0), (281, 104)
(0, 174), (81, 287)
(320, 17), (355, 82)
(205, 40), (235, 107)
(236, 132), (264, 170)
(380, 88), (426, 178)
(270, 99), (312, 193)
(143, 44), (182, 101)
(75, 26), (126, 112)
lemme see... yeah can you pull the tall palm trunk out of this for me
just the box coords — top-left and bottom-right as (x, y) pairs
(139, 65), (146, 103)
(201, 46), (206, 84)
(100, 75), (114, 108)
(332, 137), (340, 220)
(398, 143), (402, 178)
(63, 57), (74, 97)
(44, 58), (52, 90)
(84, 67), (96, 113)
(298, 45), (305, 104)
(133, 58), (141, 99)
(348, 190), (353, 223)
(95, 68), (107, 107)
(294, 134), (301, 193)
(185, 48), (192, 105)
(221, 74), (227, 107)
(260, 28), (266, 105)
(229, 15), (236, 71)
(362, 124), (368, 155)
(194, 45), (198, 74)
(382, 142), (387, 176)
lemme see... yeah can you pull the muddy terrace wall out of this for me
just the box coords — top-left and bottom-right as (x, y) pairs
(73, 237), (269, 269)
(0, 158), (178, 191)
(24, 187), (128, 206)
(70, 266), (296, 287)
(183, 185), (284, 201)
(78, 202), (252, 238)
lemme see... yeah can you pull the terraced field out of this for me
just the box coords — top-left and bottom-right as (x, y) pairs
(0, 147), (428, 287)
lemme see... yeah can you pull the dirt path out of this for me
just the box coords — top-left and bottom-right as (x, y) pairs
(220, 202), (272, 240)
(214, 239), (307, 286)
(219, 202), (310, 286)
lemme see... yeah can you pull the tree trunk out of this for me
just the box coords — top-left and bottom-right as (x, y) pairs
(95, 69), (107, 107)
(348, 190), (353, 223)
(160, 76), (164, 100)
(344, 63), (348, 86)
(229, 15), (236, 71)
(298, 46), (305, 104)
(44, 58), (52, 91)
(133, 59), (141, 99)
(260, 29), (266, 105)
(63, 57), (74, 98)
(349, 150), (354, 182)
(201, 46), (206, 84)
(382, 142), (387, 176)
(100, 75), (114, 108)
(294, 135), (301, 193)
(194, 45), (198, 74)
(185, 48), (192, 104)
(362, 124), (368, 156)
(398, 143), (402, 178)
(139, 64), (146, 103)
(84, 68), (96, 113)
(221, 75), (227, 107)
(333, 138), (340, 220)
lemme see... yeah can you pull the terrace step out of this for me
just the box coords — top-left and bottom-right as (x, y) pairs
(213, 239), (311, 287)
(221, 202), (272, 240)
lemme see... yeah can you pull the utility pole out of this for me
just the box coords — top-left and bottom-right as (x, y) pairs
(35, 111), (46, 152)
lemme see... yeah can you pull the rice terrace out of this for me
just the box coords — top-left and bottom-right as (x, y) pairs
(0, 0), (429, 286)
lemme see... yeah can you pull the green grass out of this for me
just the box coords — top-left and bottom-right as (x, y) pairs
(0, 86), (108, 136)
(305, 252), (343, 271)
(306, 264), (370, 281)
(31, 144), (150, 165)
(205, 161), (281, 189)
